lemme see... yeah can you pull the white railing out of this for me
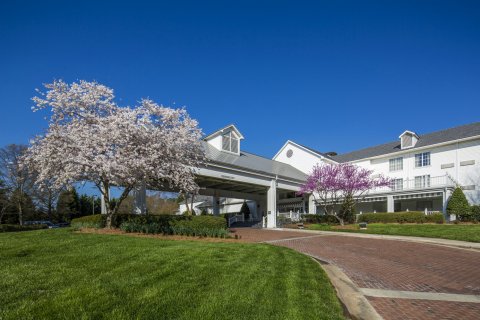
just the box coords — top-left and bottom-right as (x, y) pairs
(228, 213), (244, 227)
(425, 209), (440, 215)
(278, 211), (302, 222)
(370, 174), (455, 194)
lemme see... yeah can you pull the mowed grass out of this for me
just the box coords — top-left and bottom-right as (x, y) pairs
(307, 223), (480, 243)
(0, 229), (344, 320)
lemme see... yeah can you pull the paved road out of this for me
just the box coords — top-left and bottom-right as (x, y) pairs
(231, 228), (480, 320)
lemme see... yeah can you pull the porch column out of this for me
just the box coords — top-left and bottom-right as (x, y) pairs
(266, 179), (277, 228)
(443, 188), (452, 215)
(212, 196), (220, 216)
(132, 183), (147, 215)
(308, 194), (316, 214)
(387, 195), (394, 213)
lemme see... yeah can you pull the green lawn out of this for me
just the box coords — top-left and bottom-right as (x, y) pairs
(307, 223), (480, 243)
(0, 228), (344, 320)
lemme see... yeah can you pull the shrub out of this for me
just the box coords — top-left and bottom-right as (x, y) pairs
(302, 214), (339, 225)
(0, 224), (48, 232)
(240, 201), (251, 220)
(357, 211), (444, 224)
(71, 215), (104, 229)
(470, 205), (480, 222)
(192, 215), (227, 229)
(73, 214), (229, 238)
(447, 187), (471, 221)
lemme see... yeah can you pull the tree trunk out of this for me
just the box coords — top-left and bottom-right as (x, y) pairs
(18, 201), (23, 225)
(105, 212), (113, 229)
(190, 193), (195, 215)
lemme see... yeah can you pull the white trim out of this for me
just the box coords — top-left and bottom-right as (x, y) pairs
(399, 130), (419, 139)
(203, 124), (244, 141)
(273, 140), (338, 164)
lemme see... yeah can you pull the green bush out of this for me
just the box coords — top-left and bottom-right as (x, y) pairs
(447, 187), (471, 221)
(357, 211), (444, 224)
(302, 214), (339, 225)
(470, 205), (480, 222)
(170, 215), (228, 237)
(71, 215), (104, 229)
(0, 224), (48, 232)
(72, 214), (228, 238)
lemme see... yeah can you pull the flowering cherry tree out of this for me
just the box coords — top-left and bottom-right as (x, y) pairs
(299, 163), (390, 225)
(22, 80), (206, 228)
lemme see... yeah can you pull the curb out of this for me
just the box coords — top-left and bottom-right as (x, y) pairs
(312, 257), (383, 320)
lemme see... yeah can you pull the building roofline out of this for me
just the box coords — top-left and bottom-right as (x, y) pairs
(203, 124), (244, 141)
(331, 122), (480, 163)
(273, 140), (338, 163)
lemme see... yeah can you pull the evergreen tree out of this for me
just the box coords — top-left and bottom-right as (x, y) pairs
(79, 194), (99, 217)
(56, 188), (80, 221)
(0, 180), (9, 223)
(446, 187), (471, 220)
(240, 201), (250, 220)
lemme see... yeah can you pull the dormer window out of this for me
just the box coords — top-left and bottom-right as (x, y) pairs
(399, 130), (419, 149)
(222, 131), (239, 153)
(204, 124), (244, 154)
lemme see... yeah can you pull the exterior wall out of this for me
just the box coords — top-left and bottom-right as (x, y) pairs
(180, 198), (258, 218)
(274, 142), (327, 174)
(350, 138), (480, 205)
(205, 134), (223, 150)
(178, 201), (205, 215)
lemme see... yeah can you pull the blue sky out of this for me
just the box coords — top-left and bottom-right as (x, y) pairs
(1, 0), (479, 160)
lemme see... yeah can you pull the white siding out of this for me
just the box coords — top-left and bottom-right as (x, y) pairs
(274, 142), (328, 174)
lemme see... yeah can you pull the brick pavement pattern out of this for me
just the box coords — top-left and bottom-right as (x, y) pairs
(232, 228), (480, 320)
(367, 297), (480, 320)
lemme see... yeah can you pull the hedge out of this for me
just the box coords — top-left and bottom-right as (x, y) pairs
(71, 215), (104, 229)
(0, 224), (48, 233)
(468, 205), (480, 222)
(302, 214), (340, 225)
(357, 211), (444, 224)
(72, 214), (229, 238)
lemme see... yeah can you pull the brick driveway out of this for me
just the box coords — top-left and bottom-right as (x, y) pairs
(231, 228), (480, 320)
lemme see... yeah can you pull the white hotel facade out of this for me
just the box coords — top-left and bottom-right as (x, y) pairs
(172, 122), (480, 226)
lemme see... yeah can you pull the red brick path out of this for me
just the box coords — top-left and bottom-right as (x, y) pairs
(232, 228), (480, 320)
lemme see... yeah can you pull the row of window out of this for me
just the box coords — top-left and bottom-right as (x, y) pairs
(388, 152), (431, 171)
(390, 175), (431, 191)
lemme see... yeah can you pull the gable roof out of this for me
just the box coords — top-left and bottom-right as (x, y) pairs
(331, 122), (480, 163)
(273, 140), (336, 162)
(202, 141), (306, 182)
(203, 124), (244, 141)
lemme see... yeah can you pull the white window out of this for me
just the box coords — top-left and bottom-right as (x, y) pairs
(390, 178), (403, 191)
(222, 131), (239, 153)
(389, 157), (403, 171)
(415, 152), (431, 167)
(415, 175), (431, 188)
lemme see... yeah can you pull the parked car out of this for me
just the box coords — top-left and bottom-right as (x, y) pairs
(56, 222), (70, 228)
(24, 221), (59, 228)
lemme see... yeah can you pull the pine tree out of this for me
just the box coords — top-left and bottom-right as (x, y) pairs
(240, 201), (250, 220)
(446, 187), (471, 220)
(56, 188), (80, 221)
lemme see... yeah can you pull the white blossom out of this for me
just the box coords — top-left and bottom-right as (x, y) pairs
(22, 80), (206, 227)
